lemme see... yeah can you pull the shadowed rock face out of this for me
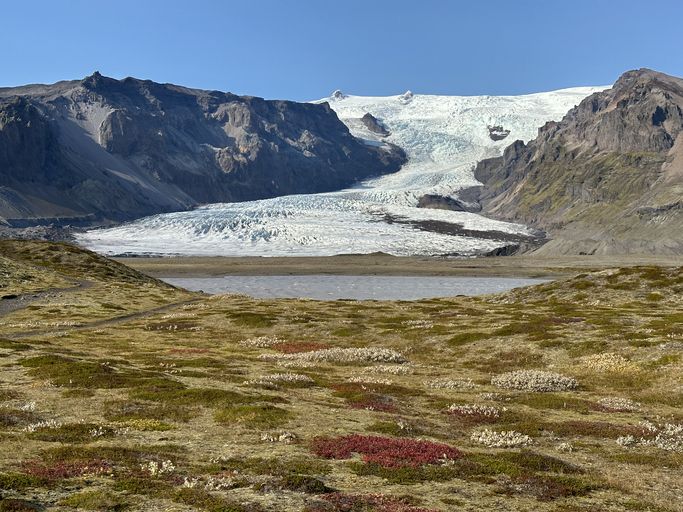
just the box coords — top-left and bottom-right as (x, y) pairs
(361, 113), (390, 136)
(0, 73), (405, 224)
(473, 69), (683, 255)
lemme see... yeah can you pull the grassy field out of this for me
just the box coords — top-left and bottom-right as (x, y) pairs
(0, 241), (681, 511)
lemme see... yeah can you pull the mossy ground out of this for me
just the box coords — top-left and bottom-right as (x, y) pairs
(0, 242), (681, 511)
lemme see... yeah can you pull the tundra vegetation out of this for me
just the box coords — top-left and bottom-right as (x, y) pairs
(0, 241), (681, 511)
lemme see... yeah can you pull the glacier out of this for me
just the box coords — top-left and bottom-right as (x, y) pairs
(78, 85), (608, 257)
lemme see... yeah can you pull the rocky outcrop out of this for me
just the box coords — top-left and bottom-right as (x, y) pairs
(473, 69), (683, 255)
(487, 125), (510, 141)
(361, 113), (390, 136)
(416, 194), (480, 212)
(0, 73), (405, 224)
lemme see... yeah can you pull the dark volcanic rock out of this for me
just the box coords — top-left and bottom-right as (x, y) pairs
(487, 125), (510, 141)
(0, 73), (406, 224)
(416, 194), (480, 212)
(473, 69), (683, 255)
(361, 113), (390, 136)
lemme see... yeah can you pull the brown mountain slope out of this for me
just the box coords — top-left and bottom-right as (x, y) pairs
(474, 69), (683, 255)
(0, 73), (405, 225)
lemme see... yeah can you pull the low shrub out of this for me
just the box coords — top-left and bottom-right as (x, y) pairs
(470, 429), (533, 448)
(261, 347), (407, 365)
(244, 373), (314, 388)
(274, 341), (328, 353)
(447, 404), (504, 424)
(492, 370), (578, 392)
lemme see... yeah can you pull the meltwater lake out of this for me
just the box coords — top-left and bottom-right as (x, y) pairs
(162, 275), (549, 300)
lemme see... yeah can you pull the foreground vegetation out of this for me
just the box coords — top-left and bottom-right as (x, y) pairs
(0, 241), (681, 511)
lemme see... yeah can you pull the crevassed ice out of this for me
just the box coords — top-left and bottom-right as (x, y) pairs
(78, 86), (608, 256)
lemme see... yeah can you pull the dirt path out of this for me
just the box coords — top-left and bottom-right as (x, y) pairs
(4, 296), (204, 340)
(0, 281), (94, 317)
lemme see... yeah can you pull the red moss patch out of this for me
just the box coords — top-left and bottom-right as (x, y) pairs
(310, 435), (461, 468)
(348, 398), (397, 413)
(22, 459), (112, 480)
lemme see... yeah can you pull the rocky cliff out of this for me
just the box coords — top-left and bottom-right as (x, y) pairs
(0, 73), (405, 224)
(474, 69), (683, 255)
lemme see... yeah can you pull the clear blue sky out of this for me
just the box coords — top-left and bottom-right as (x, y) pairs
(2, 0), (682, 100)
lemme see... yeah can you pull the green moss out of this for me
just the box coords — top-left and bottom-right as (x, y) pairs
(644, 354), (680, 369)
(515, 393), (596, 413)
(489, 450), (582, 474)
(0, 408), (41, 427)
(571, 279), (596, 290)
(104, 400), (193, 423)
(129, 386), (250, 407)
(62, 388), (96, 398)
(0, 498), (42, 511)
(214, 405), (291, 429)
(498, 474), (601, 501)
(448, 331), (490, 346)
(172, 488), (261, 512)
(228, 312), (275, 328)
(609, 451), (683, 469)
(463, 350), (543, 373)
(112, 477), (171, 496)
(350, 461), (464, 484)
(0, 472), (45, 490)
(0, 339), (30, 351)
(19, 355), (175, 390)
(40, 444), (183, 468)
(255, 474), (333, 494)
(367, 420), (417, 437)
(330, 325), (365, 337)
(27, 423), (114, 444)
(59, 490), (129, 510)
(548, 420), (645, 439)
(206, 456), (331, 477)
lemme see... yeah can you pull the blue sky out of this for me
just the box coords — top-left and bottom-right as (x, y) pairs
(2, 0), (682, 100)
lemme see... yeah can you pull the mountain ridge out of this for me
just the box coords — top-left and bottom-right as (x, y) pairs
(0, 72), (406, 224)
(473, 68), (683, 255)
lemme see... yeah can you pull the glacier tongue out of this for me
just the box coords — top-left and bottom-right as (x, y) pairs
(78, 85), (608, 257)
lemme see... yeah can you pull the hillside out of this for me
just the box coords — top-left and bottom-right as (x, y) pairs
(0, 242), (681, 511)
(474, 69), (683, 255)
(0, 73), (405, 224)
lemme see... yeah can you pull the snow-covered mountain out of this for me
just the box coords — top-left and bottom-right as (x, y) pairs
(78, 85), (608, 257)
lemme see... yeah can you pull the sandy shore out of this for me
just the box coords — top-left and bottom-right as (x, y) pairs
(116, 253), (683, 279)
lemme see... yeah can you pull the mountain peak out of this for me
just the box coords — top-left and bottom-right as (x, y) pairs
(474, 68), (683, 255)
(81, 70), (113, 90)
(612, 68), (683, 93)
